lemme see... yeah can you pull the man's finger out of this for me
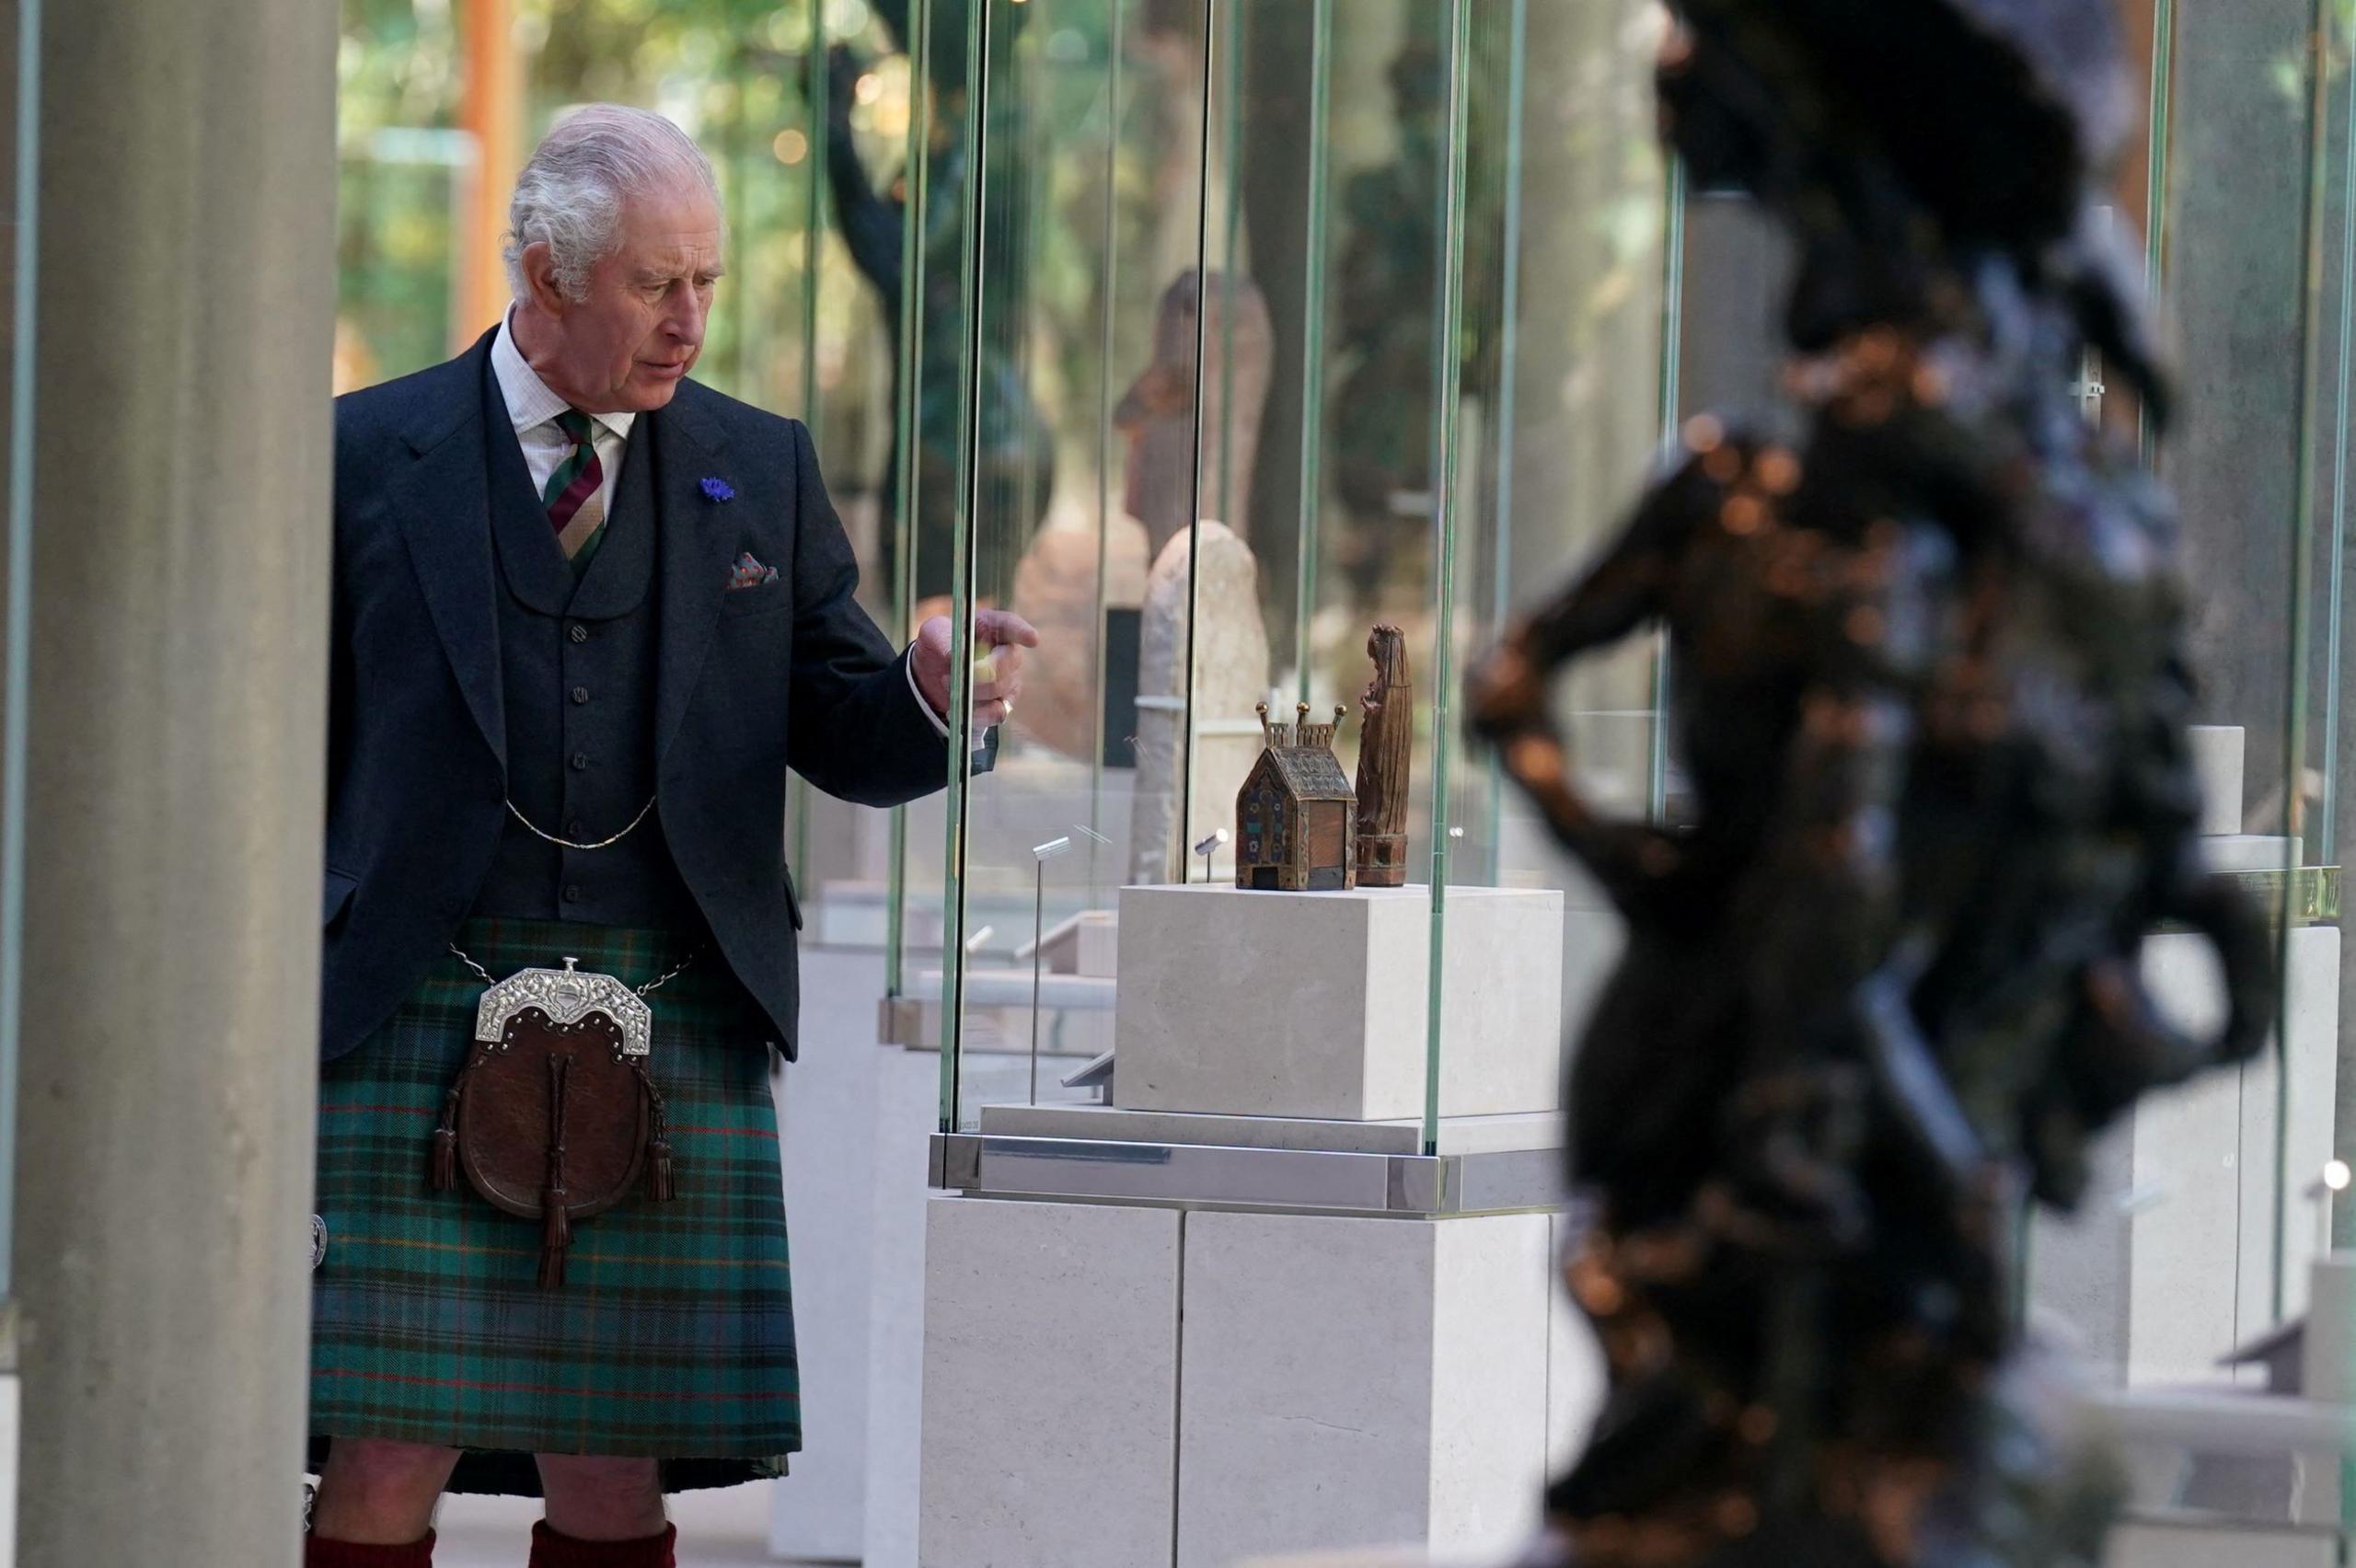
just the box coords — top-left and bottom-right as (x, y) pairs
(974, 608), (1042, 648)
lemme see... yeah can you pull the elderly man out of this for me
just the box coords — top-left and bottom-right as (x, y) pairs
(306, 106), (1031, 1568)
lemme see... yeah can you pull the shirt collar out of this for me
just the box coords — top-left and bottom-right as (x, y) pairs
(491, 311), (637, 444)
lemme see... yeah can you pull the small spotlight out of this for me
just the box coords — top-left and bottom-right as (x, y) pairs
(771, 128), (809, 166)
(2327, 1159), (2351, 1193)
(855, 72), (884, 105)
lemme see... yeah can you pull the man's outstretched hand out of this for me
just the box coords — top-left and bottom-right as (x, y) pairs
(913, 609), (1040, 730)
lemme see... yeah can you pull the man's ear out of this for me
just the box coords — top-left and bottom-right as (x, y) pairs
(519, 240), (568, 316)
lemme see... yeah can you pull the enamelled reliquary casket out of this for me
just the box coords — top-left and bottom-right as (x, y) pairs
(1237, 702), (1357, 893)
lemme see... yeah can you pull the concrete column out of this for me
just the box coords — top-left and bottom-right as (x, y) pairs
(12, 0), (336, 1561)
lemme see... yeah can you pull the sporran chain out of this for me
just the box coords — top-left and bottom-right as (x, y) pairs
(447, 941), (698, 998)
(504, 793), (658, 851)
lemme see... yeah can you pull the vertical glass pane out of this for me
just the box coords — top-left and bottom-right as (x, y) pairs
(2024, 0), (2334, 1392)
(2318, 0), (2356, 1286)
(940, 0), (1198, 1125)
(1457, 0), (1673, 1129)
(1416, 0), (1472, 1149)
(0, 0), (33, 1303)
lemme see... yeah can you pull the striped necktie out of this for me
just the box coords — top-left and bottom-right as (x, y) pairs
(545, 408), (607, 573)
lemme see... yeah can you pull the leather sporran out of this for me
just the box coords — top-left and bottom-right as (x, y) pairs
(427, 960), (676, 1286)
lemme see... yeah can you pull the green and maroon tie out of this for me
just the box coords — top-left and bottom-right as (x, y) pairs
(545, 409), (607, 573)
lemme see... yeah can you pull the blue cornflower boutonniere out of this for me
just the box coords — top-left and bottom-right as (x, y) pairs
(700, 476), (736, 503)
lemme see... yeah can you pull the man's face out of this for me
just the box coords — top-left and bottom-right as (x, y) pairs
(524, 181), (724, 414)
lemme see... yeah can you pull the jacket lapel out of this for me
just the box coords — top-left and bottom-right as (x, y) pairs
(390, 330), (506, 770)
(651, 386), (739, 768)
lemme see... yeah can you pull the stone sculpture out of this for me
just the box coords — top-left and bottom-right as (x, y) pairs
(1236, 703), (1357, 894)
(1354, 625), (1412, 887)
(1007, 269), (1273, 768)
(1466, 3), (2276, 1563)
(1128, 520), (1272, 887)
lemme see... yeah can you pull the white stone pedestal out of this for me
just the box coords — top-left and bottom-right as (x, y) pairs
(768, 943), (1066, 1568)
(918, 1198), (1184, 1568)
(2189, 725), (2245, 837)
(2028, 924), (2340, 1388)
(1176, 1210), (1553, 1567)
(917, 1194), (1600, 1568)
(1114, 884), (1565, 1121)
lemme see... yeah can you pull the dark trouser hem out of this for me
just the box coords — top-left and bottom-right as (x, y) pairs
(308, 1437), (787, 1497)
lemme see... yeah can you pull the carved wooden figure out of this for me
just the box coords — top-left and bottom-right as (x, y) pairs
(1354, 626), (1413, 887)
(1236, 703), (1357, 893)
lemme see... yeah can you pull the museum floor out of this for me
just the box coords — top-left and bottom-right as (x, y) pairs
(435, 1487), (775, 1568)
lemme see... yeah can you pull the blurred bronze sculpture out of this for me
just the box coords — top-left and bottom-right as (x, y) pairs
(827, 0), (1054, 605)
(1237, 703), (1357, 893)
(1468, 3), (2275, 1564)
(1355, 626), (1412, 887)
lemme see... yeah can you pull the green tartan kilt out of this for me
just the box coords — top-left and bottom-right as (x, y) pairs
(308, 917), (798, 1497)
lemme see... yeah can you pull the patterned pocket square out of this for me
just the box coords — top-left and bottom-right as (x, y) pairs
(729, 552), (780, 590)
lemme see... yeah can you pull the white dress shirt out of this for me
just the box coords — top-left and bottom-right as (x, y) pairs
(490, 311), (949, 735)
(491, 313), (635, 525)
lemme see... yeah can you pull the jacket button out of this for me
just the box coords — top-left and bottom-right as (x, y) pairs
(563, 884), (583, 905)
(571, 686), (590, 704)
(568, 623), (589, 644)
(570, 752), (590, 771)
(568, 820), (586, 839)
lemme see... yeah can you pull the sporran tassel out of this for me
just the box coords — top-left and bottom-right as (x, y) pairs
(538, 1185), (571, 1288)
(538, 1054), (572, 1289)
(636, 1061), (676, 1202)
(430, 1083), (462, 1191)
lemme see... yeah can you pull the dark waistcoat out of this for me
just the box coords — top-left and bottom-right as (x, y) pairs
(470, 363), (699, 930)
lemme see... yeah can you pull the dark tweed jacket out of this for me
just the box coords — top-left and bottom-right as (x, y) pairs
(320, 329), (949, 1061)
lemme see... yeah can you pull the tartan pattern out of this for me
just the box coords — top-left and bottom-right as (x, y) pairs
(310, 917), (797, 1486)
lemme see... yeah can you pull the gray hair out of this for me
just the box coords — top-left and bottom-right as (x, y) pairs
(503, 105), (722, 303)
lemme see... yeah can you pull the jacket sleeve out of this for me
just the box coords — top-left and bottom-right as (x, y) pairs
(784, 419), (955, 806)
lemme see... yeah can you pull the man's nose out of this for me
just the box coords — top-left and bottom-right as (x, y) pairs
(664, 286), (705, 343)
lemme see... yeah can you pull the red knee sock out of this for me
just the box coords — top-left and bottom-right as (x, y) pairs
(526, 1520), (677, 1568)
(305, 1532), (435, 1567)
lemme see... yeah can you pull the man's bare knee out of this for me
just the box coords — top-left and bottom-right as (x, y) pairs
(537, 1453), (667, 1541)
(312, 1438), (460, 1544)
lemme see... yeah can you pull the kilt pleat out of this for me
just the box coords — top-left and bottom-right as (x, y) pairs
(308, 917), (798, 1495)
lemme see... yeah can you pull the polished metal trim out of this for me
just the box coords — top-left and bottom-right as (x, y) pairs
(472, 960), (653, 1057)
(2219, 864), (2340, 925)
(931, 1133), (1565, 1216)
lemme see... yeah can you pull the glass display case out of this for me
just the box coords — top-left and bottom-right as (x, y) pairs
(2012, 0), (2350, 1403)
(883, 0), (1672, 1168)
(891, 0), (2352, 1409)
(328, 0), (2356, 1536)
